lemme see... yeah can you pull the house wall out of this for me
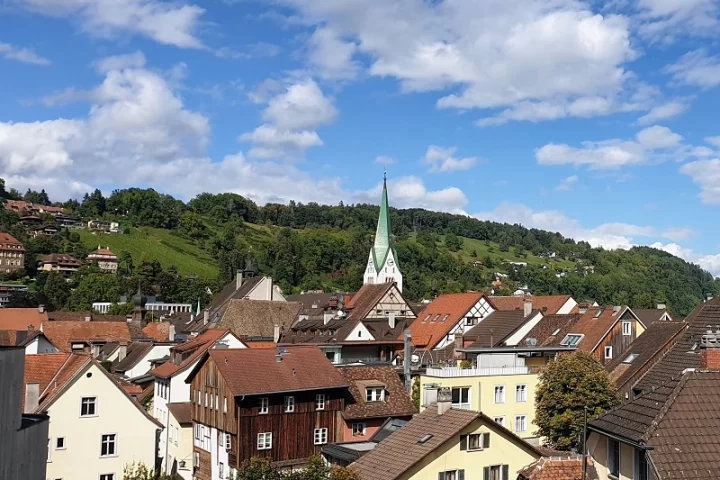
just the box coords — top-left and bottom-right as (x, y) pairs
(399, 417), (539, 480)
(364, 284), (415, 319)
(45, 362), (160, 480)
(419, 372), (540, 443)
(593, 311), (640, 366)
(245, 277), (286, 302)
(588, 432), (651, 480)
(165, 417), (193, 480)
(434, 297), (495, 350)
(25, 335), (59, 354)
(126, 345), (172, 379)
(341, 345), (385, 363)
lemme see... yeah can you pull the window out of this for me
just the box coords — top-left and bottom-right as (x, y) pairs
(515, 385), (527, 402)
(314, 428), (328, 445)
(196, 390), (200, 404)
(205, 392), (208, 408)
(622, 321), (632, 336)
(450, 386), (470, 409)
(223, 397), (228, 414)
(494, 385), (505, 404)
(56, 437), (66, 449)
(438, 470), (464, 480)
(100, 434), (117, 457)
(560, 334), (583, 346)
(81, 397), (97, 417)
(100, 475), (115, 480)
(219, 463), (224, 480)
(215, 394), (219, 410)
(483, 465), (509, 480)
(365, 387), (384, 402)
(493, 417), (505, 427)
(638, 449), (648, 480)
(194, 452), (200, 468)
(352, 423), (366, 437)
(316, 394), (326, 410)
(257, 432), (272, 450)
(623, 353), (639, 364)
(259, 397), (269, 414)
(284, 396), (295, 413)
(515, 415), (527, 433)
(604, 346), (613, 359)
(608, 438), (620, 478)
(465, 317), (478, 326)
(224, 434), (231, 451)
(461, 433), (490, 451)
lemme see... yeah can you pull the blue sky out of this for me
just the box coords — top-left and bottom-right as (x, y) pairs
(2, 0), (720, 273)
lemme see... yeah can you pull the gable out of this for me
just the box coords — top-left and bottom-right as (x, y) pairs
(364, 284), (414, 319)
(344, 322), (375, 341)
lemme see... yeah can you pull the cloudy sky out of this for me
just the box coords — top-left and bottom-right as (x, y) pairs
(2, 0), (720, 273)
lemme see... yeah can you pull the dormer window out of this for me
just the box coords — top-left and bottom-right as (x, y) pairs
(365, 387), (385, 402)
(560, 334), (583, 346)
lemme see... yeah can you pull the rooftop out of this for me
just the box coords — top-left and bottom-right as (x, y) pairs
(408, 292), (485, 350)
(489, 295), (574, 314)
(42, 320), (132, 351)
(338, 364), (417, 420)
(464, 309), (541, 348)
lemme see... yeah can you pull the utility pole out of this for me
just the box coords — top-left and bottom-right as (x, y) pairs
(582, 406), (588, 480)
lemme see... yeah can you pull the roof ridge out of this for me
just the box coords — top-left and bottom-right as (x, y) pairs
(37, 353), (74, 400)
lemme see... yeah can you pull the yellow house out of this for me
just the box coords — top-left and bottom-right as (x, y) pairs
(352, 400), (542, 480)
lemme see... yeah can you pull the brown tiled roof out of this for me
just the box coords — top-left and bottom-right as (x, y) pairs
(408, 292), (485, 350)
(204, 275), (264, 320)
(46, 311), (127, 322)
(520, 314), (582, 347)
(633, 299), (720, 393)
(245, 340), (277, 348)
(200, 345), (347, 396)
(632, 308), (672, 327)
(42, 321), (132, 351)
(0, 308), (47, 330)
(346, 283), (395, 321)
(490, 295), (574, 314)
(464, 310), (541, 348)
(24, 353), (72, 394)
(211, 299), (301, 338)
(0, 329), (44, 347)
(338, 364), (417, 420)
(149, 329), (233, 379)
(168, 401), (193, 425)
(282, 316), (411, 347)
(113, 342), (153, 373)
(89, 247), (116, 257)
(545, 307), (631, 353)
(605, 321), (687, 392)
(142, 321), (171, 342)
(352, 408), (542, 480)
(0, 232), (25, 250)
(519, 457), (598, 480)
(39, 253), (83, 267)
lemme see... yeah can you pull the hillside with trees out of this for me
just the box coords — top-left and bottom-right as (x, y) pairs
(2, 181), (717, 316)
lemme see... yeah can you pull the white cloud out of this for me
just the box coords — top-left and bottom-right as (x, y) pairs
(662, 227), (694, 241)
(279, 0), (638, 123)
(307, 27), (360, 80)
(650, 242), (720, 276)
(15, 0), (205, 48)
(665, 49), (720, 88)
(0, 42), (50, 65)
(636, 100), (689, 125)
(94, 51), (146, 73)
(424, 146), (478, 173)
(239, 125), (323, 159)
(536, 125), (684, 169)
(375, 155), (396, 165)
(707, 136), (720, 148)
(634, 0), (719, 41)
(355, 177), (468, 213)
(681, 158), (720, 204)
(214, 43), (282, 60)
(555, 175), (578, 191)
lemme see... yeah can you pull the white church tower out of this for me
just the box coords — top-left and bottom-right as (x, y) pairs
(363, 173), (403, 292)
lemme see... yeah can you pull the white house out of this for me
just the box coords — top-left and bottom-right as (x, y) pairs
(24, 353), (163, 480)
(113, 342), (174, 379)
(149, 329), (245, 479)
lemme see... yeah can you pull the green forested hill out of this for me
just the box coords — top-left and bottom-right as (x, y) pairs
(4, 185), (718, 317)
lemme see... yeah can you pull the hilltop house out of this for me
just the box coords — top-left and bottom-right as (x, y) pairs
(0, 232), (25, 273)
(38, 253), (84, 276)
(87, 247), (118, 273)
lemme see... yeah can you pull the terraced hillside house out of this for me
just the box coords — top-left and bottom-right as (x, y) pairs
(282, 282), (416, 364)
(24, 353), (162, 480)
(363, 174), (403, 292)
(38, 253), (84, 277)
(186, 346), (349, 479)
(588, 328), (720, 480)
(351, 392), (542, 480)
(149, 329), (244, 480)
(87, 246), (118, 273)
(338, 364), (417, 442)
(0, 232), (25, 273)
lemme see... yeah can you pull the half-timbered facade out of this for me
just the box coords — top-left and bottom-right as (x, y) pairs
(187, 346), (348, 479)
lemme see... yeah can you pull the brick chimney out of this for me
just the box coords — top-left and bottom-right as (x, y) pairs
(437, 387), (452, 415)
(699, 327), (720, 370)
(523, 299), (532, 318)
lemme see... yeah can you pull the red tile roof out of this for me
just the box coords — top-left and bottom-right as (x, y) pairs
(202, 345), (347, 396)
(0, 232), (26, 251)
(407, 292), (485, 349)
(39, 253), (83, 267)
(571, 306), (630, 352)
(519, 457), (598, 480)
(142, 321), (171, 342)
(244, 341), (277, 349)
(24, 353), (72, 393)
(42, 321), (132, 352)
(150, 329), (231, 379)
(338, 364), (417, 420)
(490, 295), (575, 314)
(88, 247), (117, 257)
(0, 308), (47, 331)
(345, 283), (395, 321)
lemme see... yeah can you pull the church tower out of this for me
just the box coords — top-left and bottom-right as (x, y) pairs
(363, 173), (403, 291)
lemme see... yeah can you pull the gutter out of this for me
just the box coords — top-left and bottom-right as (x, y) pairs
(233, 384), (350, 397)
(586, 425), (654, 450)
(456, 346), (578, 354)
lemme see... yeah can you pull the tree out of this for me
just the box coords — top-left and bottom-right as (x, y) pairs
(67, 273), (128, 311)
(79, 188), (106, 218)
(122, 462), (173, 480)
(444, 233), (463, 252)
(23, 188), (51, 205)
(180, 211), (206, 239)
(107, 302), (134, 315)
(535, 352), (620, 450)
(43, 272), (71, 310)
(233, 458), (280, 480)
(411, 376), (420, 410)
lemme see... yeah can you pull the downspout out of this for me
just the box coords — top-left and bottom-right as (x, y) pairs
(164, 379), (171, 476)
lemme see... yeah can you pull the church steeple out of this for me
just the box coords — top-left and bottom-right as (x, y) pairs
(364, 173), (403, 291)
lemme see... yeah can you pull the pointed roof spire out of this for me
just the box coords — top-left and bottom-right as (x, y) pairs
(371, 173), (395, 271)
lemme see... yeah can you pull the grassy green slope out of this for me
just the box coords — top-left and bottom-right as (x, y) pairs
(451, 236), (576, 271)
(78, 227), (218, 278)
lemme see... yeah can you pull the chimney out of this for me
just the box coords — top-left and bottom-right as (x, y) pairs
(236, 270), (243, 290)
(613, 305), (621, 314)
(657, 303), (667, 310)
(267, 276), (273, 300)
(117, 343), (127, 362)
(85, 315), (92, 322)
(523, 299), (532, 318)
(38, 304), (45, 314)
(699, 327), (720, 370)
(273, 324), (281, 343)
(203, 310), (209, 326)
(24, 383), (40, 413)
(169, 324), (176, 342)
(437, 387), (452, 415)
(388, 312), (396, 329)
(27, 324), (35, 333)
(275, 354), (282, 362)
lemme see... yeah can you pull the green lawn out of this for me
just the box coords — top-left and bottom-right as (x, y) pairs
(446, 236), (577, 271)
(78, 227), (218, 278)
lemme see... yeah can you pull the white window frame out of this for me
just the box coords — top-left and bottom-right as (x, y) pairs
(494, 385), (506, 404)
(316, 393), (326, 411)
(259, 397), (269, 414)
(622, 321), (632, 336)
(257, 432), (272, 450)
(80, 396), (98, 417)
(515, 385), (527, 403)
(493, 416), (505, 427)
(99, 474), (115, 480)
(365, 387), (384, 402)
(224, 433), (231, 451)
(194, 423), (201, 440)
(314, 428), (328, 445)
(284, 396), (295, 413)
(451, 386), (471, 409)
(515, 415), (527, 433)
(219, 463), (224, 480)
(352, 422), (367, 437)
(100, 433), (117, 458)
(223, 397), (228, 414)
(605, 346), (613, 359)
(215, 394), (219, 410)
(56, 437), (66, 450)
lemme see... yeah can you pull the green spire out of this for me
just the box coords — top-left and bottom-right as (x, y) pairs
(372, 173), (395, 271)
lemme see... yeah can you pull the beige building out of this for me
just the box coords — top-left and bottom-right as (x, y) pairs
(0, 232), (25, 273)
(87, 247), (118, 273)
(25, 353), (162, 480)
(38, 253), (84, 277)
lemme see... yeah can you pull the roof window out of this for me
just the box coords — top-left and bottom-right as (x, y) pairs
(418, 434), (433, 444)
(560, 334), (583, 346)
(622, 353), (639, 364)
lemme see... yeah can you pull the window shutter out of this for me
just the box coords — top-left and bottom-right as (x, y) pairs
(460, 434), (468, 451)
(502, 464), (509, 480)
(483, 467), (490, 480)
(438, 473), (446, 480)
(483, 433), (490, 449)
(458, 470), (465, 480)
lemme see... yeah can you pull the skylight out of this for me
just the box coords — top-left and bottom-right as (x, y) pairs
(418, 434), (433, 444)
(622, 353), (639, 364)
(551, 328), (561, 336)
(593, 309), (603, 319)
(560, 334), (583, 346)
